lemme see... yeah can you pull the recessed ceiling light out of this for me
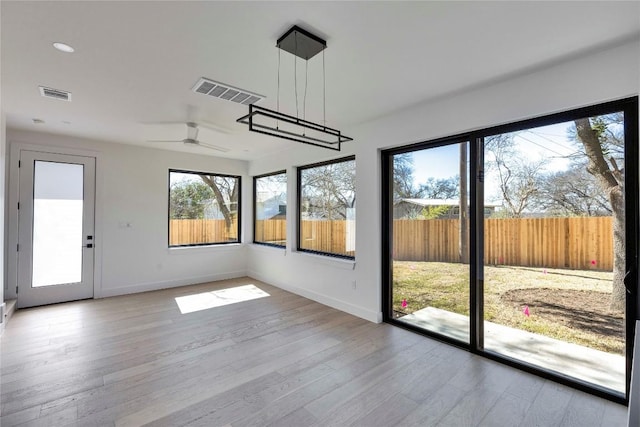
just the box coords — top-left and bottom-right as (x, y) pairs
(53, 42), (74, 53)
(62, 120), (71, 125)
(32, 118), (45, 124)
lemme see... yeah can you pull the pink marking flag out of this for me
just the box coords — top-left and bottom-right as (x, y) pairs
(523, 305), (530, 317)
(401, 299), (408, 309)
(591, 260), (597, 266)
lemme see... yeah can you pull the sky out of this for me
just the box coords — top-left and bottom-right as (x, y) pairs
(408, 121), (579, 202)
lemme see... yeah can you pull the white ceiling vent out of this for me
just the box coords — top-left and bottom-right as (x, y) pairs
(39, 86), (71, 101)
(192, 77), (264, 105)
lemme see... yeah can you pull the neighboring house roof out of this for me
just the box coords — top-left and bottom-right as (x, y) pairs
(257, 193), (287, 220)
(397, 198), (500, 208)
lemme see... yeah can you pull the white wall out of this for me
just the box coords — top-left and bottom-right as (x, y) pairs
(3, 39), (637, 322)
(248, 144), (367, 320)
(5, 130), (249, 299)
(248, 38), (640, 323)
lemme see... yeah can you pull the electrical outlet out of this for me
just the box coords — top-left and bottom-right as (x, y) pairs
(351, 280), (356, 289)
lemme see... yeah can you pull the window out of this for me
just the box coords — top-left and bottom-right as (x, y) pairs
(168, 170), (241, 246)
(298, 156), (356, 258)
(254, 171), (287, 247)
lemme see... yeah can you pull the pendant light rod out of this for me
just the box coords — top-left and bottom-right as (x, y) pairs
(237, 24), (352, 151)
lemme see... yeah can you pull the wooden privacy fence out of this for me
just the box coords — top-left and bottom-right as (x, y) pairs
(169, 219), (238, 245)
(172, 217), (615, 271)
(299, 220), (355, 257)
(255, 219), (286, 245)
(256, 219), (356, 257)
(483, 217), (613, 271)
(393, 217), (614, 271)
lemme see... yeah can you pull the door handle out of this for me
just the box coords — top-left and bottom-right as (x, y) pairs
(624, 266), (637, 294)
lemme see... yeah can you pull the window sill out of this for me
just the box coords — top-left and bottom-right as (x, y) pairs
(291, 250), (356, 270)
(249, 243), (287, 253)
(167, 243), (244, 255)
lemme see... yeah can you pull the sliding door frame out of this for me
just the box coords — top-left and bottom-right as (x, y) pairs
(382, 135), (474, 351)
(381, 96), (638, 405)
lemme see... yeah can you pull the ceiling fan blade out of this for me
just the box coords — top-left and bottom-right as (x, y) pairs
(197, 141), (230, 152)
(146, 139), (181, 143)
(199, 120), (236, 134)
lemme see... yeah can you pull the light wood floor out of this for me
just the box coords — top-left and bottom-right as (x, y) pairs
(0, 277), (628, 426)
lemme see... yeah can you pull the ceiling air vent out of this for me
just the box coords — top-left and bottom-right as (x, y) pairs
(39, 86), (72, 101)
(192, 77), (264, 105)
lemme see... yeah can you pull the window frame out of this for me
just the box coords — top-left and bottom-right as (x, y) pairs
(168, 168), (242, 248)
(297, 155), (356, 260)
(253, 170), (287, 248)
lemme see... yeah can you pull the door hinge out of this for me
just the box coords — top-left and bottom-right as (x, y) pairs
(18, 160), (21, 168)
(16, 244), (19, 252)
(17, 202), (20, 210)
(16, 286), (18, 294)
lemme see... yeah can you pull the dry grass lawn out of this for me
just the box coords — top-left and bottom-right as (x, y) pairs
(392, 261), (624, 354)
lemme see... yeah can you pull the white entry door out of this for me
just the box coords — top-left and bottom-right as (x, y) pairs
(17, 151), (95, 308)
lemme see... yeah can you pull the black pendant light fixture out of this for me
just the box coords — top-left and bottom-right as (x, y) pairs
(237, 25), (352, 151)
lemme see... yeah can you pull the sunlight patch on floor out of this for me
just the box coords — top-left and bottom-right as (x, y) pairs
(174, 284), (270, 314)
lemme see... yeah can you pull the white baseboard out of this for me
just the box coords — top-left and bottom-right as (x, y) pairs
(248, 269), (382, 323)
(98, 270), (248, 298)
(1, 300), (17, 335)
(0, 302), (4, 334)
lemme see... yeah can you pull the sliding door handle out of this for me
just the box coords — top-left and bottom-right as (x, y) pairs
(624, 266), (637, 294)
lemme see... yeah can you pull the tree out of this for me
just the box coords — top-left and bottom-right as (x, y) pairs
(170, 174), (239, 236)
(537, 163), (611, 216)
(199, 175), (239, 233)
(420, 205), (452, 219)
(419, 176), (460, 199)
(169, 180), (212, 219)
(393, 153), (423, 202)
(301, 159), (355, 220)
(485, 134), (547, 217)
(459, 143), (469, 264)
(573, 114), (625, 311)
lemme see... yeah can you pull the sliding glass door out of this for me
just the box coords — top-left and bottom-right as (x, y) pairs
(382, 97), (638, 402)
(390, 142), (470, 343)
(482, 113), (628, 393)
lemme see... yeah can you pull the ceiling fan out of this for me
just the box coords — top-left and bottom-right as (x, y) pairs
(146, 122), (230, 152)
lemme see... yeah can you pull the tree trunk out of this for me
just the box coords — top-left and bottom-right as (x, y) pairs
(610, 187), (626, 311)
(459, 143), (469, 264)
(574, 118), (625, 311)
(200, 175), (234, 234)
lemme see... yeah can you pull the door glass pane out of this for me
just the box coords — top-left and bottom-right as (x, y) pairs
(391, 142), (470, 343)
(482, 113), (625, 394)
(32, 161), (84, 287)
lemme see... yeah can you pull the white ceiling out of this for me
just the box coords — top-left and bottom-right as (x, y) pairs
(2, 1), (639, 160)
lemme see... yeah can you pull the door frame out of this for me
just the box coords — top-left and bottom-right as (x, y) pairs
(381, 96), (638, 404)
(6, 142), (103, 302)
